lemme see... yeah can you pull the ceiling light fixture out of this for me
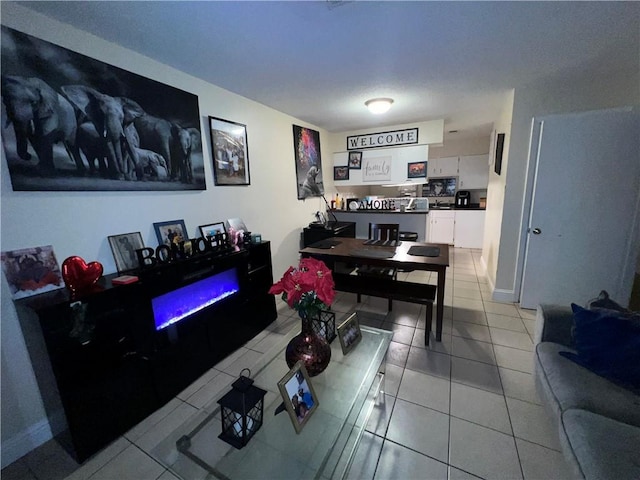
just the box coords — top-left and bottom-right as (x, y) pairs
(365, 98), (394, 114)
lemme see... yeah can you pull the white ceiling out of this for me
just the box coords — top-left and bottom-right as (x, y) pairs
(17, 1), (640, 140)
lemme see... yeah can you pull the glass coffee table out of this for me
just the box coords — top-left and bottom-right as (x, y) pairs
(152, 319), (392, 480)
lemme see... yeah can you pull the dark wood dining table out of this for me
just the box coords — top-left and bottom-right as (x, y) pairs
(300, 237), (449, 341)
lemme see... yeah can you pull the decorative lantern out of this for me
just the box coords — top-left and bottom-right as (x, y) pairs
(217, 368), (266, 449)
(311, 310), (337, 344)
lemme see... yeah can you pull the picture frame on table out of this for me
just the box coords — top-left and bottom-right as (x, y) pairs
(334, 166), (349, 181)
(209, 116), (251, 186)
(107, 232), (144, 274)
(337, 313), (362, 355)
(277, 361), (319, 434)
(348, 151), (362, 169)
(0, 245), (64, 299)
(153, 219), (188, 247)
(407, 161), (427, 178)
(199, 222), (226, 239)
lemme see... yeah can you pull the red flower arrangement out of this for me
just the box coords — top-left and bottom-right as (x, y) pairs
(269, 257), (335, 318)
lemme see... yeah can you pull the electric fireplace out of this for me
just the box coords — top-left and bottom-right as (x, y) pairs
(152, 267), (240, 331)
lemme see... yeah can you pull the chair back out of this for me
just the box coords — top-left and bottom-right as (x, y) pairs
(369, 223), (400, 242)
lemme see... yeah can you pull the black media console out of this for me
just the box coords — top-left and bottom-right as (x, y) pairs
(15, 242), (277, 463)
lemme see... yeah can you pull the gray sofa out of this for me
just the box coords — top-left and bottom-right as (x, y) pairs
(534, 304), (640, 480)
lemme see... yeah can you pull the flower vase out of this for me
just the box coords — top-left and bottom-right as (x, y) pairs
(285, 312), (331, 377)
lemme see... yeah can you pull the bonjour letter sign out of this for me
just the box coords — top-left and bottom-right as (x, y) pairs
(347, 128), (418, 150)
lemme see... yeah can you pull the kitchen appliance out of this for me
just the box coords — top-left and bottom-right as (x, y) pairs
(455, 190), (471, 208)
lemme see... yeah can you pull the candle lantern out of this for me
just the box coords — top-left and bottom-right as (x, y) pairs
(311, 310), (337, 344)
(217, 368), (266, 449)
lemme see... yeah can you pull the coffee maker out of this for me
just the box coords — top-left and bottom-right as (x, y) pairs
(455, 190), (471, 208)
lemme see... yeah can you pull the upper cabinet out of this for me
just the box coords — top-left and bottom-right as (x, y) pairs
(427, 154), (490, 190)
(458, 154), (489, 190)
(332, 145), (429, 186)
(428, 156), (459, 177)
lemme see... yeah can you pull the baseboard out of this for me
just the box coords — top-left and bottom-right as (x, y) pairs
(479, 255), (517, 303)
(1, 419), (52, 468)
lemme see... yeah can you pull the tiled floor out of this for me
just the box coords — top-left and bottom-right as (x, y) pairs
(2, 248), (575, 480)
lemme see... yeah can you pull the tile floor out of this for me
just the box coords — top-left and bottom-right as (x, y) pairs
(2, 248), (575, 480)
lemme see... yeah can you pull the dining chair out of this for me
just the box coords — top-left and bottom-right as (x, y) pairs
(356, 223), (400, 310)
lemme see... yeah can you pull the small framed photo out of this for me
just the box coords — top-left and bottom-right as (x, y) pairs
(153, 219), (188, 247)
(334, 166), (349, 181)
(199, 222), (226, 239)
(209, 116), (250, 186)
(348, 151), (362, 169)
(108, 232), (145, 274)
(0, 245), (64, 299)
(407, 161), (427, 178)
(277, 361), (319, 434)
(337, 313), (362, 355)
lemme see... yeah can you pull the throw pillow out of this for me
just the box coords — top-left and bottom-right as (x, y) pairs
(585, 290), (630, 313)
(560, 304), (640, 393)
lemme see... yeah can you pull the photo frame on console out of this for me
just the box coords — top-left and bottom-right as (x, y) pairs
(337, 313), (362, 355)
(0, 245), (64, 299)
(108, 232), (144, 274)
(153, 220), (188, 247)
(277, 361), (319, 434)
(199, 222), (226, 239)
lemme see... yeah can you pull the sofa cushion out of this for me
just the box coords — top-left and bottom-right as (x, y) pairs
(562, 409), (640, 480)
(559, 304), (640, 393)
(535, 342), (640, 428)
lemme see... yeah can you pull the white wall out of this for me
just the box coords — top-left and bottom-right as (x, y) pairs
(492, 69), (640, 302)
(0, 4), (335, 465)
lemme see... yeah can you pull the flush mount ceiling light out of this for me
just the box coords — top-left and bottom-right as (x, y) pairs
(365, 98), (394, 114)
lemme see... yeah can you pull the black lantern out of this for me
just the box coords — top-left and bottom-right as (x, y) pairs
(217, 368), (266, 449)
(311, 310), (337, 343)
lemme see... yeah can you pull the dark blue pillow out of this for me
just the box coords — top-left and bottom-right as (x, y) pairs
(560, 304), (640, 393)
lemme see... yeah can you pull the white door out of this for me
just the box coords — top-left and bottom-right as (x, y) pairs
(519, 108), (640, 309)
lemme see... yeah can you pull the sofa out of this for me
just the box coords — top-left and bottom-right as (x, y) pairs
(534, 303), (640, 480)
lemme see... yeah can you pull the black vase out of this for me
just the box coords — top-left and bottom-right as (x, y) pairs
(285, 312), (331, 377)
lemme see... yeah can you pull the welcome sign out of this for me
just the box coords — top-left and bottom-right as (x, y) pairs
(347, 128), (418, 150)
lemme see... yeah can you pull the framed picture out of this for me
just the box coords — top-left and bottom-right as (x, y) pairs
(0, 245), (64, 299)
(407, 161), (427, 178)
(153, 220), (188, 247)
(293, 125), (325, 199)
(108, 232), (145, 274)
(199, 222), (226, 239)
(277, 361), (319, 434)
(1, 26), (204, 191)
(425, 177), (457, 197)
(209, 116), (250, 186)
(337, 313), (362, 355)
(334, 166), (349, 181)
(226, 218), (248, 233)
(348, 151), (362, 169)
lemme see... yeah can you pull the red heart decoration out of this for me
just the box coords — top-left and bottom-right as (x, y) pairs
(61, 256), (103, 293)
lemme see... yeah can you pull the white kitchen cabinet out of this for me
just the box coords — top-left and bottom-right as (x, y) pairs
(428, 210), (455, 244)
(458, 155), (489, 190)
(427, 156), (458, 178)
(454, 210), (486, 248)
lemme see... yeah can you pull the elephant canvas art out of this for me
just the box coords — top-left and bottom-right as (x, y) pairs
(0, 26), (204, 191)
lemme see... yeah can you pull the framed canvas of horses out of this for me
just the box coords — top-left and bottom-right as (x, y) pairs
(1, 26), (205, 191)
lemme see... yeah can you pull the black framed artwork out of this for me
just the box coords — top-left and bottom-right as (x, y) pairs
(407, 161), (427, 178)
(348, 151), (362, 169)
(334, 166), (349, 181)
(0, 26), (204, 191)
(293, 125), (325, 199)
(494, 133), (505, 175)
(209, 116), (250, 186)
